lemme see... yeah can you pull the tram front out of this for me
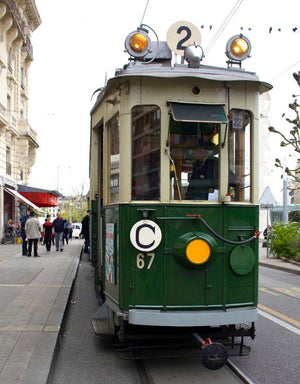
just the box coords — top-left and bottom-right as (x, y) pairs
(90, 23), (272, 368)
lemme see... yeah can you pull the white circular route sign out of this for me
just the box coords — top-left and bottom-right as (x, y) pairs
(166, 21), (202, 56)
(130, 220), (162, 252)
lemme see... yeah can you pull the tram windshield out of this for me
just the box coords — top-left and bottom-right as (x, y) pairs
(169, 120), (220, 201)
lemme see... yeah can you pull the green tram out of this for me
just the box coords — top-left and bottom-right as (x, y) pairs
(90, 23), (272, 369)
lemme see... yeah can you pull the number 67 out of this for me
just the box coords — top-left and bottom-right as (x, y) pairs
(136, 253), (156, 270)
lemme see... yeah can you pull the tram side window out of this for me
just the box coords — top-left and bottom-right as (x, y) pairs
(131, 105), (161, 200)
(108, 116), (119, 203)
(228, 110), (251, 202)
(169, 119), (219, 201)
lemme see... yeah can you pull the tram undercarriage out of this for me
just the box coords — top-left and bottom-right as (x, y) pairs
(92, 301), (255, 370)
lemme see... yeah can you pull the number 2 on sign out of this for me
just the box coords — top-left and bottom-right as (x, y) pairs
(136, 253), (156, 270)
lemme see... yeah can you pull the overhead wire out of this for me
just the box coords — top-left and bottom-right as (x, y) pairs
(205, 0), (245, 55)
(271, 60), (300, 82)
(140, 0), (150, 25)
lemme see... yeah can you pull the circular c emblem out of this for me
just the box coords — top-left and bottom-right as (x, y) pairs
(130, 220), (162, 252)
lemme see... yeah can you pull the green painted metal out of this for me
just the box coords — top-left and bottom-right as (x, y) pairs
(230, 245), (256, 275)
(102, 203), (259, 311)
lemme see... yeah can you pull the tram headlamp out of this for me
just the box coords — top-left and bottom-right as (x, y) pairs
(124, 29), (151, 59)
(186, 238), (211, 265)
(226, 34), (251, 62)
(172, 232), (216, 269)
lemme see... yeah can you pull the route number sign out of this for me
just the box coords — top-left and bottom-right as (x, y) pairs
(166, 21), (201, 56)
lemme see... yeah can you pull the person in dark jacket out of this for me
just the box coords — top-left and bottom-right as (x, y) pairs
(81, 210), (90, 253)
(43, 215), (54, 251)
(53, 212), (65, 251)
(63, 220), (70, 245)
(20, 208), (31, 255)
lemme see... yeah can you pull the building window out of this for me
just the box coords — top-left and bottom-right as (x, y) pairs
(7, 47), (12, 72)
(6, 146), (11, 175)
(7, 94), (11, 111)
(21, 67), (25, 89)
(131, 105), (161, 200)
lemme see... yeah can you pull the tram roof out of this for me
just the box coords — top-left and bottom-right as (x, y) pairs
(91, 57), (272, 112)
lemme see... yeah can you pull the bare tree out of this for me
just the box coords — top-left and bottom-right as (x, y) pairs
(268, 72), (300, 185)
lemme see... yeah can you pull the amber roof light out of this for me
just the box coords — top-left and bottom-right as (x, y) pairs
(226, 34), (251, 63)
(125, 29), (151, 58)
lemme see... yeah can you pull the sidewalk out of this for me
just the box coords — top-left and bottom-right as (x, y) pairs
(259, 242), (300, 275)
(0, 239), (83, 384)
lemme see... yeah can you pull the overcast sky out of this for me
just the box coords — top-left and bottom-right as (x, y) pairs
(28, 0), (300, 196)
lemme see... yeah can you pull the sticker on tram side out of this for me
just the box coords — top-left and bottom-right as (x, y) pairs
(130, 220), (162, 252)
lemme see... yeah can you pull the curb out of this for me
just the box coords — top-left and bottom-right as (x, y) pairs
(259, 260), (300, 275)
(279, 257), (300, 266)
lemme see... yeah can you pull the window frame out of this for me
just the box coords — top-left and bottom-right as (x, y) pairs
(227, 109), (252, 203)
(131, 105), (161, 201)
(106, 114), (120, 204)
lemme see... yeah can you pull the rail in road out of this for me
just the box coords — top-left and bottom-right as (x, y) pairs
(136, 357), (256, 384)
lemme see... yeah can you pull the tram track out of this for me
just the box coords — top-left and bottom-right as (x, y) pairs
(227, 359), (259, 384)
(135, 360), (155, 384)
(135, 357), (259, 384)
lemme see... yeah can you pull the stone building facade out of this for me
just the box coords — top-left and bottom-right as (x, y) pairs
(0, 0), (41, 239)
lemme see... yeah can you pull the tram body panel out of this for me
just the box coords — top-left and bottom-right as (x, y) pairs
(108, 204), (258, 312)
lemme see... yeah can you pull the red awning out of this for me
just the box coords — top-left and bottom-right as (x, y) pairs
(19, 192), (58, 207)
(4, 188), (44, 212)
(18, 186), (60, 207)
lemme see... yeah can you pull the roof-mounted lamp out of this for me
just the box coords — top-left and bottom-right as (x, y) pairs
(124, 27), (152, 59)
(225, 34), (251, 68)
(184, 43), (204, 68)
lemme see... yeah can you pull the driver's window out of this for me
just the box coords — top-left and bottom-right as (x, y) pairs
(169, 119), (219, 200)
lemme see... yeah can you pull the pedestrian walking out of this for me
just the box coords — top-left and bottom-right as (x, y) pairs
(43, 215), (54, 251)
(81, 210), (90, 253)
(20, 208), (31, 255)
(53, 212), (65, 251)
(25, 210), (42, 257)
(68, 221), (73, 240)
(63, 220), (70, 245)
